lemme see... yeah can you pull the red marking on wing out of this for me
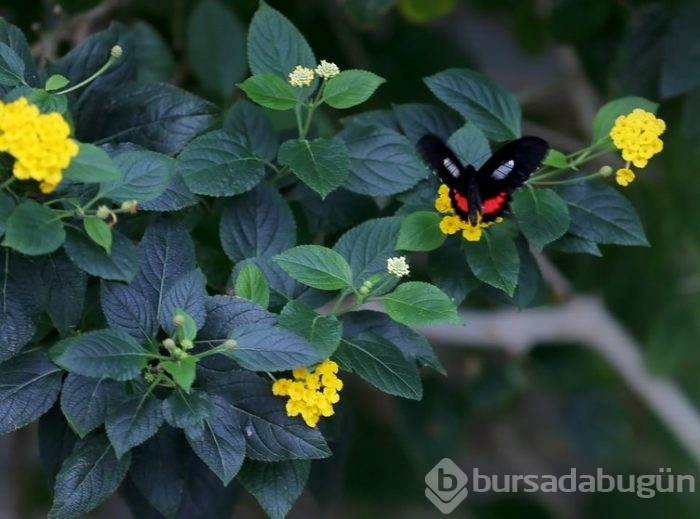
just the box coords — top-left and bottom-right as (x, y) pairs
(453, 191), (469, 212)
(482, 192), (507, 215)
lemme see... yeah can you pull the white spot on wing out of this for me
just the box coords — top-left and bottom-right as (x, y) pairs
(442, 158), (461, 178)
(492, 159), (514, 180)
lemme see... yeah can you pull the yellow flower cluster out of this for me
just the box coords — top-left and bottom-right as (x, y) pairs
(609, 108), (665, 187)
(435, 184), (496, 242)
(272, 359), (343, 427)
(288, 60), (340, 87)
(0, 97), (78, 193)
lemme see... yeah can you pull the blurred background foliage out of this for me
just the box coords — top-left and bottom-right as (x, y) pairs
(2, 0), (700, 517)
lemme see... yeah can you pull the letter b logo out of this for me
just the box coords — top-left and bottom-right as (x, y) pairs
(425, 459), (469, 514)
(438, 467), (458, 492)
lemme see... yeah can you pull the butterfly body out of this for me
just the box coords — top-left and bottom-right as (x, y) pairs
(417, 134), (549, 225)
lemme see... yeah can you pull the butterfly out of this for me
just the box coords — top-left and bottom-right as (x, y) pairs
(417, 134), (549, 225)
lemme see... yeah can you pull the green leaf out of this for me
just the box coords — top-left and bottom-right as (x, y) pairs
(447, 122), (490, 167)
(428, 236), (480, 305)
(278, 300), (342, 358)
(3, 200), (65, 255)
(322, 69), (385, 109)
(424, 68), (521, 140)
(238, 459), (311, 519)
(274, 245), (354, 290)
(0, 19), (37, 86)
(173, 308), (199, 344)
(187, 0), (246, 99)
(592, 96), (659, 146)
(99, 150), (175, 203)
(105, 391), (164, 458)
(51, 329), (151, 381)
(340, 124), (427, 196)
(334, 334), (423, 399)
(60, 374), (116, 438)
(278, 138), (350, 198)
(397, 211), (446, 251)
(177, 129), (265, 197)
(62, 143), (123, 183)
(185, 396), (245, 485)
(0, 349), (62, 434)
(247, 2), (316, 80)
(45, 74), (70, 91)
(549, 234), (602, 256)
(394, 102), (461, 143)
(49, 432), (131, 519)
(223, 100), (278, 160)
(63, 229), (138, 282)
(557, 182), (649, 246)
(509, 238), (543, 309)
(44, 251), (87, 334)
(162, 389), (216, 438)
(235, 262), (270, 309)
(132, 20), (175, 83)
(238, 74), (298, 110)
(228, 323), (323, 371)
(381, 281), (461, 326)
(0, 41), (26, 86)
(83, 219), (112, 254)
(512, 188), (570, 250)
(465, 225), (520, 295)
(158, 269), (207, 336)
(162, 357), (198, 393)
(542, 148), (569, 169)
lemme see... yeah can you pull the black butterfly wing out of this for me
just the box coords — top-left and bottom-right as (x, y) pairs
(475, 136), (549, 221)
(416, 134), (471, 189)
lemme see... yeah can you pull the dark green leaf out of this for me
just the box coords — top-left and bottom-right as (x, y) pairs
(0, 41), (26, 86)
(228, 323), (323, 371)
(424, 68), (521, 140)
(397, 211), (446, 251)
(238, 459), (311, 519)
(199, 295), (277, 342)
(62, 143), (123, 183)
(106, 391), (164, 458)
(323, 69), (385, 108)
(512, 187), (570, 250)
(60, 374), (116, 438)
(394, 102), (461, 144)
(185, 395), (245, 485)
(44, 251), (87, 334)
(234, 262), (270, 309)
(542, 148), (569, 169)
(340, 124), (427, 196)
(178, 129), (265, 196)
(334, 334), (423, 399)
(0, 349), (62, 434)
(89, 83), (218, 155)
(238, 74), (298, 110)
(219, 182), (296, 262)
(557, 182), (649, 246)
(428, 236), (480, 305)
(223, 100), (277, 160)
(448, 122), (490, 167)
(278, 300), (342, 358)
(158, 269), (207, 335)
(132, 20), (175, 83)
(162, 389), (216, 438)
(50, 432), (131, 519)
(206, 370), (330, 461)
(99, 150), (175, 203)
(0, 191), (15, 237)
(0, 18), (38, 86)
(278, 138), (350, 198)
(64, 228), (139, 282)
(382, 281), (461, 326)
(548, 234), (602, 256)
(510, 238), (543, 308)
(51, 329), (150, 381)
(100, 281), (158, 340)
(661, 3), (700, 98)
(3, 201), (65, 255)
(465, 224), (520, 295)
(274, 245), (354, 290)
(138, 173), (198, 212)
(187, 0), (246, 99)
(247, 2), (316, 80)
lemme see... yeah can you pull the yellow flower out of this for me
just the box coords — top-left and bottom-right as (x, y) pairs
(288, 65), (315, 87)
(315, 60), (340, 79)
(0, 97), (78, 193)
(615, 167), (635, 187)
(434, 186), (453, 214)
(609, 108), (665, 182)
(439, 215), (462, 235)
(386, 256), (410, 277)
(273, 359), (343, 427)
(461, 223), (483, 242)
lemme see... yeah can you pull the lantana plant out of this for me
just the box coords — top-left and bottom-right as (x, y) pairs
(0, 2), (661, 518)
